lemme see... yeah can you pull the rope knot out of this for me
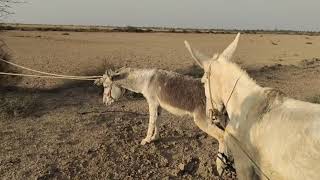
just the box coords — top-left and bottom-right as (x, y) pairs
(217, 152), (236, 179)
(209, 108), (228, 131)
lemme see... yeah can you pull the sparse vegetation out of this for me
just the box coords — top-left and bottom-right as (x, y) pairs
(307, 95), (320, 104)
(1, 23), (320, 35)
(194, 29), (202, 33)
(0, 40), (10, 60)
(271, 40), (278, 45)
(124, 26), (144, 33)
(176, 64), (204, 79)
(169, 28), (176, 33)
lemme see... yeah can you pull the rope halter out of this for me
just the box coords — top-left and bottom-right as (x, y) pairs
(205, 63), (229, 130)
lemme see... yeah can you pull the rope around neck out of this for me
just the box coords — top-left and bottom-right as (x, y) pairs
(225, 75), (242, 110)
(206, 63), (270, 180)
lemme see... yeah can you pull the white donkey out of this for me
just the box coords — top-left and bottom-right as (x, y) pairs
(95, 68), (225, 146)
(185, 33), (320, 180)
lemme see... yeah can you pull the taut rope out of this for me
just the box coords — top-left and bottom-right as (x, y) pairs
(0, 72), (97, 80)
(0, 58), (103, 81)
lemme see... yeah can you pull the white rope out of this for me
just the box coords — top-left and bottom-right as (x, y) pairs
(0, 72), (97, 81)
(0, 58), (103, 79)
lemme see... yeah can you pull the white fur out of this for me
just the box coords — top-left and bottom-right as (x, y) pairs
(185, 33), (320, 179)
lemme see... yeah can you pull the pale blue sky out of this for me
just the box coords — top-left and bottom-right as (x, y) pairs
(6, 0), (320, 31)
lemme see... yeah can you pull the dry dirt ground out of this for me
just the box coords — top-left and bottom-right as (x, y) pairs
(0, 31), (320, 180)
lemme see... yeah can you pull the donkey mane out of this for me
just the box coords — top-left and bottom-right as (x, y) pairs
(219, 60), (257, 87)
(221, 60), (288, 112)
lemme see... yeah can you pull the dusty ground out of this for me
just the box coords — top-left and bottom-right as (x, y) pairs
(0, 31), (320, 180)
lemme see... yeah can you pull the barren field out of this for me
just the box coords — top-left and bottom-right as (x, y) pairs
(0, 31), (320, 180)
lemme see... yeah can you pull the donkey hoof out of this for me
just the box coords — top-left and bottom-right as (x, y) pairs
(151, 134), (160, 141)
(140, 138), (151, 145)
(216, 157), (225, 176)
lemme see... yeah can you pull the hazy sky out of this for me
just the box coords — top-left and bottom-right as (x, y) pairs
(6, 0), (320, 31)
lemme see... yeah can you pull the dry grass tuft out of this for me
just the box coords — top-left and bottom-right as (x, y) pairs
(176, 64), (204, 79)
(270, 41), (278, 45)
(307, 95), (320, 104)
(0, 40), (21, 85)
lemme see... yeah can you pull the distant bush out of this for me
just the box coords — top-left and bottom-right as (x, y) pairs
(307, 95), (320, 104)
(244, 30), (257, 34)
(169, 28), (176, 33)
(124, 26), (145, 33)
(271, 41), (278, 45)
(176, 64), (204, 79)
(182, 29), (189, 33)
(0, 40), (21, 85)
(0, 40), (10, 61)
(0, 25), (15, 31)
(194, 29), (202, 33)
(143, 28), (153, 33)
(112, 26), (150, 33)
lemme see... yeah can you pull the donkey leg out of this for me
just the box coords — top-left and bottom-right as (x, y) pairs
(216, 142), (226, 175)
(193, 111), (224, 143)
(151, 107), (162, 141)
(194, 111), (228, 174)
(233, 154), (255, 180)
(141, 102), (159, 145)
(227, 139), (256, 180)
(216, 142), (234, 176)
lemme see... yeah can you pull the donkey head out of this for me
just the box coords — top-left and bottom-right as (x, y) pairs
(184, 33), (240, 117)
(102, 84), (125, 106)
(94, 69), (127, 106)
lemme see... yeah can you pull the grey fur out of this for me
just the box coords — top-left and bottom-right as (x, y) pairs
(98, 67), (224, 146)
(153, 70), (206, 113)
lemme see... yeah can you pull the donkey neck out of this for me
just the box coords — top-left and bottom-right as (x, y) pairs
(114, 69), (154, 94)
(217, 61), (262, 121)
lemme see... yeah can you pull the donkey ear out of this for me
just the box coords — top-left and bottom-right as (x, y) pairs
(105, 69), (116, 76)
(220, 33), (240, 61)
(184, 40), (210, 68)
(110, 72), (128, 81)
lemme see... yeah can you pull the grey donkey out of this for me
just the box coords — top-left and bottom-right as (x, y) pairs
(95, 67), (225, 146)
